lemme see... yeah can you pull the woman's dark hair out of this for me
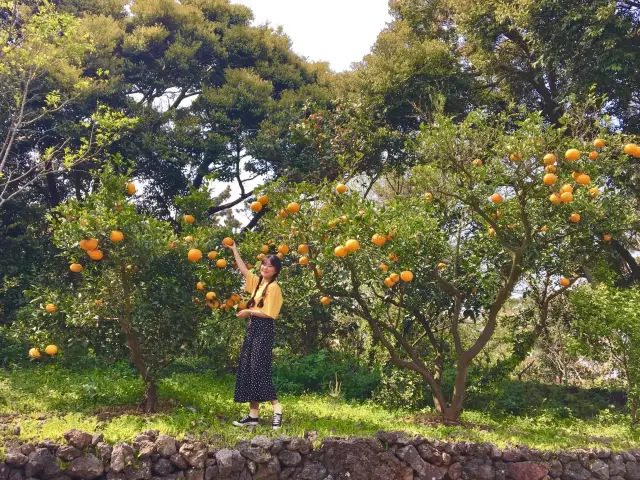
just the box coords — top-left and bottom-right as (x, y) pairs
(246, 255), (282, 308)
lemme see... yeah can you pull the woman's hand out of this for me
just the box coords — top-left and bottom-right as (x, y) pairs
(237, 309), (251, 319)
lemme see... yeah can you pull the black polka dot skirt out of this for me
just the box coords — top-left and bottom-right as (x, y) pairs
(234, 316), (278, 403)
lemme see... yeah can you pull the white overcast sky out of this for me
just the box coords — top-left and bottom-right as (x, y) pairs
(216, 0), (391, 224)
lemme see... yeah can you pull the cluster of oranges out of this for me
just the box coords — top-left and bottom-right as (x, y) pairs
(70, 230), (124, 273)
(28, 345), (58, 359)
(193, 284), (247, 312)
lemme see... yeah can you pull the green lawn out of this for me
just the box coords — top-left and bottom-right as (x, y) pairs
(0, 364), (638, 450)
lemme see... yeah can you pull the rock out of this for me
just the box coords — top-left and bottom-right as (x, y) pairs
(111, 443), (135, 473)
(278, 450), (301, 467)
(66, 455), (104, 479)
(626, 462), (640, 480)
(57, 446), (82, 462)
(214, 449), (245, 478)
(323, 438), (412, 480)
(64, 430), (93, 449)
(271, 440), (285, 455)
(96, 443), (113, 464)
(250, 436), (273, 451)
(204, 466), (218, 480)
(623, 452), (637, 463)
(26, 448), (61, 479)
(155, 437), (177, 458)
(595, 449), (611, 459)
(246, 461), (257, 475)
(0, 463), (9, 480)
(376, 431), (402, 445)
(179, 443), (207, 469)
(13, 426), (21, 436)
(9, 471), (23, 480)
(136, 442), (156, 458)
(293, 463), (325, 480)
(38, 440), (58, 452)
(502, 449), (523, 463)
(441, 452), (452, 466)
(253, 457), (281, 480)
(448, 463), (463, 480)
(396, 445), (445, 480)
(123, 458), (152, 480)
(184, 469), (203, 480)
(141, 431), (159, 442)
(589, 459), (609, 480)
(152, 459), (173, 477)
(5, 454), (28, 468)
(489, 446), (503, 460)
(609, 456), (626, 476)
(549, 459), (563, 478)
(288, 438), (312, 455)
(239, 447), (271, 464)
(462, 458), (495, 480)
(21, 446), (35, 457)
(494, 461), (507, 480)
(507, 462), (549, 480)
(416, 444), (437, 462)
(169, 455), (188, 471)
(561, 461), (591, 480)
(92, 434), (104, 446)
(305, 431), (318, 444)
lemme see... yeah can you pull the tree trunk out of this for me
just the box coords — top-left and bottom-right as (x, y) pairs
(46, 167), (59, 207)
(143, 382), (158, 413)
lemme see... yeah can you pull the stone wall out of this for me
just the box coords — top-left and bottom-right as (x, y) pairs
(1, 428), (639, 480)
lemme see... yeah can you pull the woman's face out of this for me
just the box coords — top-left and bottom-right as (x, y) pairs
(260, 260), (277, 279)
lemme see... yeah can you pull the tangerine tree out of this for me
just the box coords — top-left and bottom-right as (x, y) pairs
(245, 106), (636, 420)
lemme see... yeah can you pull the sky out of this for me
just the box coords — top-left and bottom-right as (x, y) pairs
(213, 0), (391, 223)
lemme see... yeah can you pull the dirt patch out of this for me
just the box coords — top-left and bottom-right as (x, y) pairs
(94, 399), (178, 421)
(400, 412), (494, 431)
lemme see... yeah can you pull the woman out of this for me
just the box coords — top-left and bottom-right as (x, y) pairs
(225, 240), (284, 429)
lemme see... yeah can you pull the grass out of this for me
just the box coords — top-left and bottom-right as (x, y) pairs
(0, 363), (639, 450)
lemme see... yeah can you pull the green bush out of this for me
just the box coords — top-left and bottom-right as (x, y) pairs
(273, 350), (380, 401)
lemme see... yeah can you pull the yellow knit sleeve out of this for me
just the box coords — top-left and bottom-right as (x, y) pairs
(244, 271), (258, 294)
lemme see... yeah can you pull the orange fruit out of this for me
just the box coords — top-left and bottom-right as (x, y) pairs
(225, 298), (235, 307)
(277, 252), (285, 260)
(345, 239), (360, 252)
(400, 271), (413, 282)
(196, 282), (206, 291)
(540, 225), (548, 232)
(211, 300), (220, 309)
(543, 173), (557, 185)
(115, 202), (123, 212)
(278, 244), (290, 255)
(576, 174), (590, 185)
(623, 143), (638, 156)
(250, 201), (263, 212)
(571, 171), (581, 180)
(184, 235), (194, 242)
(371, 234), (386, 247)
(279, 209), (288, 218)
(560, 277), (571, 287)
(472, 159), (483, 166)
(593, 139), (605, 149)
(565, 149), (580, 161)
(222, 237), (234, 247)
(286, 202), (301, 214)
(379, 263), (388, 272)
(88, 249), (104, 261)
(69, 263), (83, 273)
(94, 299), (103, 306)
(509, 152), (522, 162)
(320, 296), (331, 306)
(603, 234), (612, 242)
(216, 259), (227, 268)
(560, 192), (574, 203)
(424, 192), (433, 201)
(261, 245), (269, 254)
(110, 231), (124, 242)
(471, 287), (477, 294)
(339, 215), (348, 223)
(327, 220), (337, 229)
(168, 241), (176, 249)
(588, 187), (600, 198)
(298, 244), (309, 254)
(257, 195), (269, 205)
(334, 246), (348, 257)
(543, 153), (557, 165)
(545, 165), (557, 174)
(384, 277), (395, 288)
(44, 345), (58, 356)
(336, 183), (348, 194)
(494, 210), (502, 218)
(560, 184), (574, 194)
(84, 238), (99, 251)
(187, 249), (202, 262)
(389, 273), (400, 283)
(488, 227), (496, 236)
(208, 251), (218, 260)
(184, 214), (196, 224)
(126, 183), (136, 195)
(569, 213), (581, 223)
(388, 253), (399, 262)
(45, 304), (57, 313)
(299, 256), (310, 265)
(588, 151), (599, 160)
(490, 193), (504, 204)
(257, 253), (265, 261)
(314, 268), (323, 277)
(28, 348), (41, 359)
(437, 262), (446, 269)
(238, 301), (247, 310)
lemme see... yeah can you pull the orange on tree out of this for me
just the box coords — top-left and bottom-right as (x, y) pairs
(80, 238), (98, 251)
(490, 193), (504, 204)
(126, 183), (136, 195)
(44, 345), (58, 355)
(216, 259), (227, 268)
(424, 192), (433, 201)
(69, 263), (83, 273)
(565, 149), (580, 161)
(588, 151), (599, 160)
(225, 298), (235, 307)
(196, 282), (206, 291)
(185, 235), (194, 242)
(314, 268), (323, 277)
(222, 237), (234, 247)
(472, 159), (483, 166)
(297, 244), (309, 254)
(28, 348), (41, 359)
(560, 277), (571, 287)
(257, 195), (269, 205)
(257, 253), (265, 261)
(168, 241), (176, 249)
(384, 277), (395, 288)
(569, 213), (581, 223)
(560, 192), (574, 203)
(345, 239), (360, 252)
(184, 214), (196, 224)
(336, 183), (348, 194)
(400, 271), (414, 282)
(379, 263), (388, 271)
(623, 143), (638, 156)
(320, 296), (331, 306)
(279, 208), (288, 218)
(334, 245), (348, 257)
(286, 202), (301, 214)
(299, 256), (310, 265)
(187, 249), (202, 262)
(371, 234), (386, 246)
(388, 252), (399, 262)
(110, 230), (124, 242)
(207, 251), (218, 260)
(543, 173), (557, 185)
(603, 234), (612, 242)
(543, 153), (557, 165)
(261, 245), (270, 254)
(238, 301), (247, 310)
(230, 294), (241, 302)
(560, 184), (574, 194)
(588, 187), (600, 198)
(88, 249), (104, 261)
(540, 225), (548, 232)
(594, 138), (605, 149)
(488, 227), (496, 236)
(389, 273), (400, 283)
(544, 165), (557, 174)
(509, 152), (522, 162)
(45, 303), (57, 313)
(549, 193), (562, 204)
(576, 174), (590, 185)
(437, 262), (447, 269)
(278, 244), (290, 255)
(276, 252), (285, 260)
(339, 215), (348, 223)
(250, 201), (263, 212)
